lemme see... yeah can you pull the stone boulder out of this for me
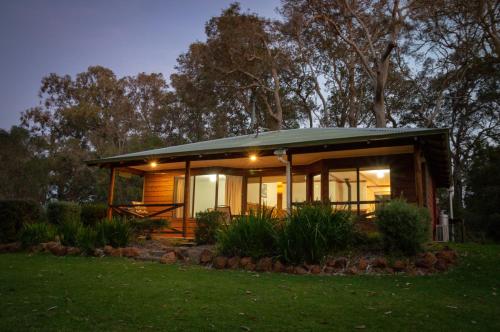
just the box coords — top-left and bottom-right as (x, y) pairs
(103, 245), (114, 255)
(239, 257), (253, 268)
(110, 248), (123, 257)
(0, 242), (22, 253)
(244, 262), (256, 271)
(392, 260), (407, 272)
(122, 247), (141, 258)
(436, 249), (457, 264)
(199, 249), (214, 264)
(66, 247), (81, 256)
(227, 256), (240, 269)
(357, 258), (369, 271)
(415, 252), (437, 269)
(160, 251), (177, 264)
(93, 248), (104, 257)
(309, 265), (322, 274)
(435, 259), (448, 271)
(213, 256), (228, 269)
(324, 266), (335, 274)
(294, 266), (308, 275)
(372, 257), (388, 269)
(49, 244), (67, 256)
(256, 257), (273, 272)
(346, 266), (358, 275)
(273, 261), (285, 273)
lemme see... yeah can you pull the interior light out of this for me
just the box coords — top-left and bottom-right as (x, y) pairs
(249, 154), (257, 162)
(375, 170), (386, 178)
(209, 174), (217, 182)
(150, 161), (157, 168)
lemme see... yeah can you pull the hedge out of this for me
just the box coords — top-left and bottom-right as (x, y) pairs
(0, 200), (44, 243)
(47, 201), (81, 225)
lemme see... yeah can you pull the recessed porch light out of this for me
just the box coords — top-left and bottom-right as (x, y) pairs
(150, 161), (157, 168)
(249, 154), (257, 161)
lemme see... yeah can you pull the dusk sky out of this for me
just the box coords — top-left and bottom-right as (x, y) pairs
(0, 0), (280, 129)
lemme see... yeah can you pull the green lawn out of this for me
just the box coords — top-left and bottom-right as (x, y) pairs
(0, 244), (499, 331)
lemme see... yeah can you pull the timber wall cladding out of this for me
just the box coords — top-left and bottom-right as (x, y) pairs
(143, 172), (196, 236)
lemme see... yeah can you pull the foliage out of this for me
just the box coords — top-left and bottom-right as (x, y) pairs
(47, 201), (81, 226)
(95, 217), (133, 248)
(0, 200), (44, 243)
(195, 211), (225, 245)
(57, 218), (82, 247)
(80, 203), (107, 226)
(217, 209), (279, 259)
(76, 226), (98, 254)
(376, 199), (431, 255)
(19, 223), (56, 247)
(129, 218), (169, 240)
(277, 204), (355, 264)
(464, 145), (500, 242)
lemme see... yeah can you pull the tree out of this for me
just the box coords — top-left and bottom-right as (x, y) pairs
(464, 145), (500, 242)
(0, 126), (49, 202)
(283, 0), (414, 127)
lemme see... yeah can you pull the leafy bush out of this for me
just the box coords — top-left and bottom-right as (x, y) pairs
(353, 231), (383, 251)
(80, 203), (107, 226)
(195, 211), (224, 245)
(277, 204), (355, 264)
(217, 209), (278, 259)
(19, 223), (56, 247)
(95, 217), (133, 247)
(47, 201), (81, 226)
(76, 226), (98, 254)
(376, 199), (431, 255)
(58, 218), (82, 246)
(0, 200), (44, 243)
(129, 218), (169, 240)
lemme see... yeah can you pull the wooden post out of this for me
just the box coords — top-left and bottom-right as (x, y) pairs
(182, 161), (191, 238)
(214, 174), (219, 209)
(320, 162), (329, 203)
(306, 173), (313, 202)
(414, 145), (424, 207)
(107, 167), (116, 220)
(356, 167), (360, 216)
(286, 153), (292, 212)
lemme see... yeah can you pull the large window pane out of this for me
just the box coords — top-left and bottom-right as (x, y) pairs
(247, 177), (260, 212)
(329, 170), (358, 205)
(359, 168), (391, 214)
(261, 176), (287, 217)
(313, 174), (321, 201)
(192, 174), (216, 215)
(292, 175), (306, 203)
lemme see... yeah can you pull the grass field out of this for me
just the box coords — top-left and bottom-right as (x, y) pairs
(0, 244), (499, 331)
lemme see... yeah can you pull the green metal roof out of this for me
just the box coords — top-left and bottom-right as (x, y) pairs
(87, 127), (449, 165)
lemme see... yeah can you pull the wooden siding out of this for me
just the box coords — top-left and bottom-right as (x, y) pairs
(143, 172), (196, 238)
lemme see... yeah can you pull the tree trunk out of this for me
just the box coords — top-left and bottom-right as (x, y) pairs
(373, 60), (389, 128)
(270, 66), (283, 129)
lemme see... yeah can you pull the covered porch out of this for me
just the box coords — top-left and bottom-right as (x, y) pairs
(87, 128), (450, 239)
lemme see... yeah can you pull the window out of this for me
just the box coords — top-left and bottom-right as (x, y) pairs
(292, 175), (306, 203)
(313, 174), (321, 201)
(359, 168), (391, 214)
(174, 174), (241, 217)
(328, 167), (391, 215)
(246, 175), (289, 217)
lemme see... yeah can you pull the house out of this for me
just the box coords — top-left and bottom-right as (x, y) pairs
(86, 127), (451, 239)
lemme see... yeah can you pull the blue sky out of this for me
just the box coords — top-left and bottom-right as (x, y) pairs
(0, 0), (280, 129)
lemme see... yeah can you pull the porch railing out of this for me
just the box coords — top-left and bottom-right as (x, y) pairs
(110, 203), (184, 219)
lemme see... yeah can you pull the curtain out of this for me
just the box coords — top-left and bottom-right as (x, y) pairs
(225, 175), (242, 215)
(174, 177), (184, 218)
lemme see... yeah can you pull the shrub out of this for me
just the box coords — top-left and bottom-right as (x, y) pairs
(129, 218), (169, 240)
(0, 200), (44, 243)
(47, 201), (81, 226)
(76, 226), (98, 254)
(195, 211), (224, 245)
(277, 204), (355, 264)
(95, 217), (132, 247)
(58, 218), (82, 246)
(376, 199), (431, 255)
(80, 203), (107, 226)
(19, 223), (56, 247)
(217, 209), (278, 259)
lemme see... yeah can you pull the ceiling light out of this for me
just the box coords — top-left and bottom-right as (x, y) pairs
(209, 174), (217, 182)
(249, 154), (257, 162)
(150, 161), (157, 168)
